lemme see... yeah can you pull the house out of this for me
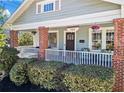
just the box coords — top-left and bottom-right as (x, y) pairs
(3, 0), (124, 91)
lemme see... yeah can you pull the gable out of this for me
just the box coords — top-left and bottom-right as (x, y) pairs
(12, 0), (121, 25)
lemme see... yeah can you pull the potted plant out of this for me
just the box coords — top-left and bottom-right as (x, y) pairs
(96, 42), (101, 49)
(107, 44), (114, 52)
(81, 48), (90, 52)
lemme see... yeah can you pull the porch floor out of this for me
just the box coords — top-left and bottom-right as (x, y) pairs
(17, 46), (39, 58)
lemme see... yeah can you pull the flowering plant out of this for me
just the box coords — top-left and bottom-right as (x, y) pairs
(90, 24), (101, 32)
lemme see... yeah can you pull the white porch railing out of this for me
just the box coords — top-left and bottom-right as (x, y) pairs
(17, 46), (39, 58)
(45, 49), (113, 68)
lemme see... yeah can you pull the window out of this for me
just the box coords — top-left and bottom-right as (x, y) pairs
(92, 31), (102, 50)
(48, 33), (57, 49)
(106, 30), (114, 51)
(36, 0), (61, 14)
(90, 27), (114, 51)
(44, 3), (54, 12)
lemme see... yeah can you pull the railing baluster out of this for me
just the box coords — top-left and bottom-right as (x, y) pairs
(84, 52), (86, 64)
(105, 55), (107, 67)
(89, 53), (91, 65)
(80, 52), (82, 65)
(99, 54), (101, 66)
(82, 52), (83, 64)
(106, 55), (109, 67)
(94, 53), (95, 65)
(97, 54), (99, 66)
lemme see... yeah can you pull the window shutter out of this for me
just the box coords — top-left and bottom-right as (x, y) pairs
(55, 0), (60, 11)
(37, 4), (41, 13)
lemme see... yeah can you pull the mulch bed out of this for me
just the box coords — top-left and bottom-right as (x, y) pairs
(0, 77), (56, 92)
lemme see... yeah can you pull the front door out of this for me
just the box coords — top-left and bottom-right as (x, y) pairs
(66, 32), (75, 50)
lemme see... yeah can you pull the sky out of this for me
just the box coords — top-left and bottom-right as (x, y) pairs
(0, 0), (23, 15)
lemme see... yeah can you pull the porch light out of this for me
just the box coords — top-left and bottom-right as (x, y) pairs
(90, 24), (101, 32)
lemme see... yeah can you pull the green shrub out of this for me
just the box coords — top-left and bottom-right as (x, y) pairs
(27, 61), (65, 90)
(19, 32), (33, 46)
(0, 46), (19, 72)
(9, 59), (32, 86)
(0, 34), (7, 47)
(62, 65), (115, 92)
(0, 63), (4, 71)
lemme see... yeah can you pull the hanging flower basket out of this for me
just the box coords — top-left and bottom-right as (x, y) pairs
(90, 24), (101, 32)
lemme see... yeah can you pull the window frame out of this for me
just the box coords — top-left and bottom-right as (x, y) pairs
(36, 0), (61, 14)
(105, 29), (114, 51)
(92, 31), (102, 50)
(48, 31), (59, 49)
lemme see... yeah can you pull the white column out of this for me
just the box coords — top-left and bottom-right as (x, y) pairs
(102, 28), (106, 49)
(33, 31), (39, 47)
(33, 34), (36, 47)
(89, 28), (92, 50)
(121, 5), (124, 18)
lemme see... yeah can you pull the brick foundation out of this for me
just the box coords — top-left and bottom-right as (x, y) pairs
(113, 18), (124, 92)
(10, 30), (18, 48)
(38, 27), (48, 60)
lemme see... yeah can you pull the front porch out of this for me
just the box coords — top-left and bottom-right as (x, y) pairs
(13, 24), (114, 67)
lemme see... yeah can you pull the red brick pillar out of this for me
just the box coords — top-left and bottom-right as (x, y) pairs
(10, 30), (18, 48)
(113, 18), (124, 92)
(38, 27), (48, 60)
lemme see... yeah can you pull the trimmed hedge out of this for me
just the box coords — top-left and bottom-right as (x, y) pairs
(9, 59), (33, 86)
(0, 47), (19, 72)
(9, 59), (115, 92)
(27, 61), (66, 90)
(62, 65), (115, 92)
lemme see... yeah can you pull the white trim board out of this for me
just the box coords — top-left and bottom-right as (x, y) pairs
(102, 0), (124, 5)
(11, 9), (121, 30)
(5, 0), (34, 25)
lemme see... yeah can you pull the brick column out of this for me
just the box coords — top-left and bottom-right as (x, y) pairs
(10, 30), (18, 48)
(38, 27), (48, 60)
(113, 18), (124, 92)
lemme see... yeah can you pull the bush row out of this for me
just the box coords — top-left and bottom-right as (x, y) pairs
(9, 60), (115, 92)
(62, 65), (115, 92)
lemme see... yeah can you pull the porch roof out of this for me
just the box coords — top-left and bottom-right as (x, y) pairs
(11, 9), (120, 30)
